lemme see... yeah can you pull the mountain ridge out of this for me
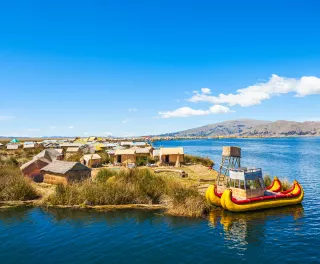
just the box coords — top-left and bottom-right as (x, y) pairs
(162, 119), (320, 137)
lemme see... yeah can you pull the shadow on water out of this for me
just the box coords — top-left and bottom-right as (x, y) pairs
(207, 205), (304, 246)
(0, 206), (34, 224)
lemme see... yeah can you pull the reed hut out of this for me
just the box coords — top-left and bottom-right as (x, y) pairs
(114, 149), (136, 165)
(20, 158), (50, 182)
(6, 144), (19, 151)
(81, 154), (102, 168)
(159, 147), (184, 166)
(41, 160), (91, 184)
(65, 147), (81, 159)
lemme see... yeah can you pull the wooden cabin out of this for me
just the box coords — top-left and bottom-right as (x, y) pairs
(114, 149), (136, 165)
(41, 160), (91, 184)
(159, 147), (184, 166)
(81, 154), (102, 168)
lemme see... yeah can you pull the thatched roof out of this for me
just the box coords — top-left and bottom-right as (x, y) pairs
(159, 147), (184, 155)
(20, 158), (50, 174)
(66, 147), (80, 153)
(130, 147), (150, 154)
(115, 149), (136, 155)
(41, 161), (91, 175)
(82, 154), (101, 162)
(34, 149), (61, 162)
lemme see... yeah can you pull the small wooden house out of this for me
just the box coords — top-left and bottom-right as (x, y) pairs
(7, 144), (19, 151)
(159, 147), (184, 166)
(114, 149), (136, 165)
(81, 154), (102, 168)
(20, 158), (50, 182)
(131, 147), (151, 157)
(41, 160), (91, 184)
(65, 147), (81, 159)
(23, 142), (40, 150)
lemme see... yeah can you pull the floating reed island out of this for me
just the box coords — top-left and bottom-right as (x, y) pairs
(0, 137), (298, 217)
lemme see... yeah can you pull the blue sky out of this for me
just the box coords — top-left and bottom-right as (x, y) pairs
(1, 0), (320, 137)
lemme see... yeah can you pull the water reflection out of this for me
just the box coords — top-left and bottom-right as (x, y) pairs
(208, 205), (304, 246)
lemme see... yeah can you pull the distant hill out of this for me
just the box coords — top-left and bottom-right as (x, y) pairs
(162, 119), (320, 137)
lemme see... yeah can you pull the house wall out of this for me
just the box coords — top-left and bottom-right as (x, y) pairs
(66, 170), (91, 182)
(85, 158), (101, 168)
(115, 154), (136, 165)
(160, 154), (184, 164)
(43, 170), (91, 185)
(43, 173), (68, 185)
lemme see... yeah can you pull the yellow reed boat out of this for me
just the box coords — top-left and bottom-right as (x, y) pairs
(206, 168), (304, 212)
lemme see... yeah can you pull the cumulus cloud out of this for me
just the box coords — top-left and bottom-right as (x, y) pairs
(159, 105), (232, 118)
(201, 88), (211, 94)
(189, 74), (320, 107)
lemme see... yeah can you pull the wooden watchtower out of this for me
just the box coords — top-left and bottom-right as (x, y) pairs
(217, 146), (241, 186)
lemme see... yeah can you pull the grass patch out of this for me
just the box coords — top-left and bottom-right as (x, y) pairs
(45, 168), (208, 217)
(184, 154), (214, 167)
(0, 166), (38, 201)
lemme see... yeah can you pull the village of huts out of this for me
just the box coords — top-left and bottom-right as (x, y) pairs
(14, 137), (185, 184)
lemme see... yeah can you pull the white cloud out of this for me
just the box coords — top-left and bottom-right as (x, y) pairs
(189, 74), (320, 107)
(122, 119), (129, 124)
(68, 126), (74, 129)
(128, 108), (138, 112)
(50, 126), (56, 130)
(201, 88), (211, 94)
(27, 128), (40, 132)
(159, 105), (232, 118)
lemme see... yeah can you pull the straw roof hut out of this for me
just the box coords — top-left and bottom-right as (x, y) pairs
(81, 154), (102, 168)
(159, 147), (184, 165)
(114, 149), (136, 165)
(20, 158), (50, 182)
(41, 160), (91, 184)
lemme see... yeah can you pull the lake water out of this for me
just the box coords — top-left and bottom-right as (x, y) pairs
(1, 138), (320, 263)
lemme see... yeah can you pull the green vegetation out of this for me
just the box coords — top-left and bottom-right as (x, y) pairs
(45, 168), (209, 217)
(184, 154), (214, 167)
(263, 175), (272, 187)
(0, 166), (38, 201)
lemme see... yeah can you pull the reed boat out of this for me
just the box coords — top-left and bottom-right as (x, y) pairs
(206, 168), (304, 212)
(221, 180), (304, 212)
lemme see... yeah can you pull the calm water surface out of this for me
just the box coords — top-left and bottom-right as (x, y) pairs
(1, 138), (320, 263)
